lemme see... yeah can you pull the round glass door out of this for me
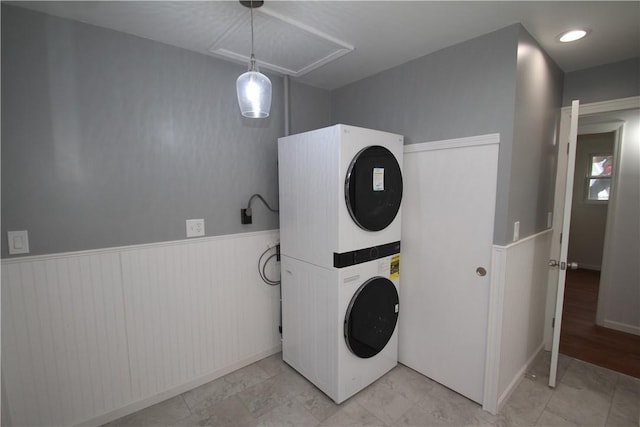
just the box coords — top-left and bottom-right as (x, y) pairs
(344, 277), (399, 358)
(345, 146), (403, 231)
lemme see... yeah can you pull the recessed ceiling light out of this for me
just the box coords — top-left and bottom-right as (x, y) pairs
(558, 29), (589, 43)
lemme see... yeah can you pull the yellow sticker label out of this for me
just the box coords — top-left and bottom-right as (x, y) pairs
(390, 254), (400, 279)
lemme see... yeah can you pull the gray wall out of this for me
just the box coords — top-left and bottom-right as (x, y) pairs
(331, 25), (519, 145)
(508, 27), (563, 243)
(563, 57), (640, 106)
(1, 5), (329, 258)
(289, 80), (332, 135)
(331, 24), (562, 245)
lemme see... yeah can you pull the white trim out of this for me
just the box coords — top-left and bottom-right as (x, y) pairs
(258, 7), (354, 58)
(578, 120), (625, 135)
(562, 96), (640, 115)
(597, 124), (626, 326)
(1, 229), (280, 264)
(403, 133), (500, 154)
(493, 228), (553, 250)
(77, 346), (281, 427)
(263, 7), (357, 77)
(483, 245), (507, 415)
(601, 320), (640, 337)
(208, 7), (353, 78)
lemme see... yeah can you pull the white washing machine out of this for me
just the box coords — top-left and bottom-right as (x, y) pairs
(278, 124), (403, 269)
(281, 248), (400, 403)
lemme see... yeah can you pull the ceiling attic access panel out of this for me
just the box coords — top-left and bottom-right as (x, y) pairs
(208, 6), (354, 77)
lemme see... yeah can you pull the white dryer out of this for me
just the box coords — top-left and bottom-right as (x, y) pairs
(278, 124), (403, 269)
(281, 247), (400, 403)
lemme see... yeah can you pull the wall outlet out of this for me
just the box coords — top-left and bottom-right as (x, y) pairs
(7, 230), (29, 255)
(186, 219), (205, 237)
(241, 209), (252, 225)
(513, 221), (520, 242)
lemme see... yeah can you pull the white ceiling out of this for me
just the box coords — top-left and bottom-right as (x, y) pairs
(10, 1), (640, 90)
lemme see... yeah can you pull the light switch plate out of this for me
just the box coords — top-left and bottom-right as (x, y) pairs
(513, 221), (520, 242)
(8, 230), (30, 255)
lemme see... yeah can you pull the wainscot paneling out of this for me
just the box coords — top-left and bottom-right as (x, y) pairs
(1, 230), (281, 426)
(483, 229), (552, 413)
(2, 252), (131, 426)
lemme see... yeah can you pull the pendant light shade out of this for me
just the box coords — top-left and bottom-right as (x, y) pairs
(237, 1), (271, 118)
(237, 68), (272, 118)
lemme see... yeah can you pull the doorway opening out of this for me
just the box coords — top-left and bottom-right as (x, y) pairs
(557, 108), (640, 379)
(546, 98), (640, 385)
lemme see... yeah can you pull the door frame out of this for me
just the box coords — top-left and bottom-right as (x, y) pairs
(594, 122), (627, 330)
(543, 96), (640, 353)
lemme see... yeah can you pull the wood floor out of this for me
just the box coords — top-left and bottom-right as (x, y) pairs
(560, 268), (640, 378)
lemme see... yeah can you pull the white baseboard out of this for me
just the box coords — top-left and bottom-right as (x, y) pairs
(496, 344), (544, 413)
(601, 320), (640, 337)
(79, 346), (282, 427)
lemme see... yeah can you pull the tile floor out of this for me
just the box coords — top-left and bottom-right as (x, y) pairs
(104, 351), (639, 426)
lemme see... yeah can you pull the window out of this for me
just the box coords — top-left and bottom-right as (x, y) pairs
(586, 154), (613, 201)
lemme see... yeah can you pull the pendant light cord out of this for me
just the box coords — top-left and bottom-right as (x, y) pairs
(249, 0), (256, 71)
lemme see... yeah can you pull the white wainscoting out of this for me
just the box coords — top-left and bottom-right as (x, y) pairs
(483, 229), (552, 414)
(1, 230), (281, 427)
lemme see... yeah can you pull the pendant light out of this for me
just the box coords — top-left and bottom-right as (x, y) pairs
(236, 0), (272, 118)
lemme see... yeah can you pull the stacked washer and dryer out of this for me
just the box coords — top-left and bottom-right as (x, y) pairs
(278, 124), (403, 403)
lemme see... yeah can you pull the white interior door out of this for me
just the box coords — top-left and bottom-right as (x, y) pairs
(399, 135), (499, 404)
(549, 100), (580, 387)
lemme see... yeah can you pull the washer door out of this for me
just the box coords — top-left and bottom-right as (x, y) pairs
(344, 277), (399, 358)
(345, 146), (403, 231)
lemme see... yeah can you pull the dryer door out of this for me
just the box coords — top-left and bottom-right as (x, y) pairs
(345, 277), (399, 358)
(345, 146), (403, 231)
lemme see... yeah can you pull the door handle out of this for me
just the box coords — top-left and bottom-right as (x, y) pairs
(549, 260), (578, 270)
